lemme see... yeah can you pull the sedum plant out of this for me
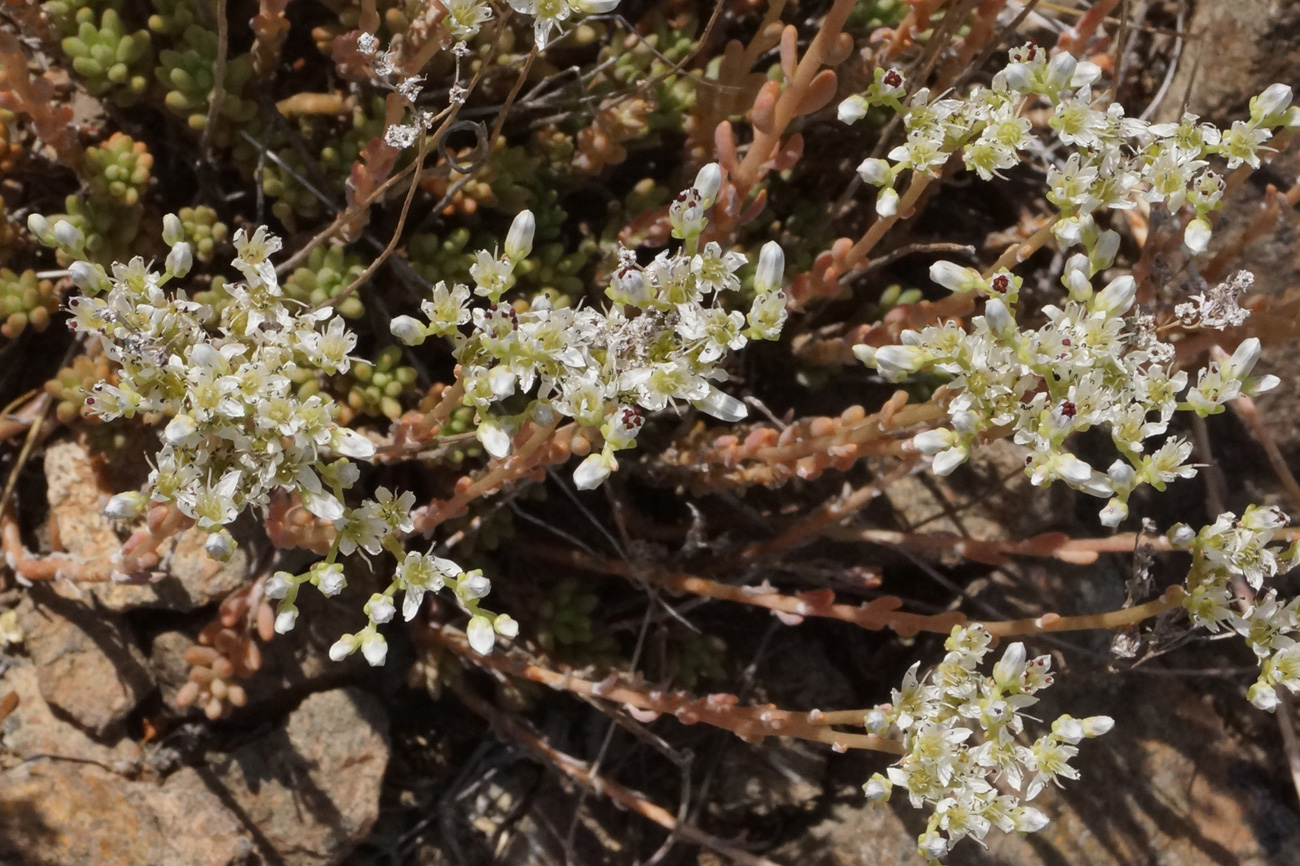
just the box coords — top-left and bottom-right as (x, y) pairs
(9, 0), (1300, 859)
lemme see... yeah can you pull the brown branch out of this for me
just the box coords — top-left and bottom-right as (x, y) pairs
(432, 625), (904, 755)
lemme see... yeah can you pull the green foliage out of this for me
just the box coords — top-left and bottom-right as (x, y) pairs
(0, 268), (57, 339)
(61, 8), (153, 102)
(284, 244), (367, 319)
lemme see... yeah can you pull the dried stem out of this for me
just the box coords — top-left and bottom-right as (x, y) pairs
(433, 625), (904, 754)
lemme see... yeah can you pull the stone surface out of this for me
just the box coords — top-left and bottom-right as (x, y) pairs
(0, 762), (258, 866)
(1160, 0), (1300, 125)
(43, 437), (251, 612)
(0, 663), (141, 769)
(16, 590), (153, 737)
(0, 680), (388, 866)
(205, 688), (391, 866)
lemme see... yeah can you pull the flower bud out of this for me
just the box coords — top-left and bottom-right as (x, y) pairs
(1013, 806), (1050, 833)
(459, 571), (491, 599)
(1093, 275), (1136, 315)
(856, 157), (891, 187)
(983, 298), (1014, 335)
(912, 429), (954, 455)
(1251, 83), (1293, 121)
(875, 187), (899, 217)
(366, 593), (396, 624)
(69, 261), (109, 294)
(162, 213), (184, 246)
(26, 213), (49, 238)
(864, 709), (889, 734)
(993, 641), (1027, 687)
(390, 315), (428, 346)
(265, 571), (295, 599)
(1184, 217), (1211, 254)
(494, 613), (519, 638)
(694, 385), (747, 422)
(871, 344), (930, 380)
(313, 562), (346, 596)
(693, 163), (722, 208)
(477, 418), (512, 459)
(53, 220), (84, 252)
(573, 452), (613, 490)
(1090, 230), (1121, 272)
(1227, 337), (1263, 378)
(1168, 523), (1196, 547)
(504, 209), (535, 263)
(104, 491), (146, 520)
(166, 241), (193, 278)
(863, 773), (892, 802)
(329, 636), (357, 661)
(929, 260), (982, 293)
(753, 241), (785, 295)
(1079, 715), (1114, 737)
(1053, 715), (1085, 744)
(467, 614), (495, 654)
(1045, 52), (1077, 91)
(1000, 62), (1033, 93)
(838, 94), (869, 125)
(361, 632), (388, 666)
(205, 529), (236, 561)
(1249, 681), (1280, 712)
(275, 604), (299, 634)
(164, 413), (198, 445)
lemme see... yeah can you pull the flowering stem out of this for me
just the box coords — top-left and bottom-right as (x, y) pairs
(413, 420), (560, 534)
(841, 172), (936, 272)
(980, 586), (1187, 637)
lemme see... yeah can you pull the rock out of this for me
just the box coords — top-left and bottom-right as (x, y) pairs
(16, 590), (153, 737)
(205, 688), (391, 866)
(1160, 0), (1300, 124)
(43, 437), (251, 612)
(0, 762), (257, 866)
(0, 663), (142, 769)
(0, 663), (255, 866)
(0, 677), (386, 865)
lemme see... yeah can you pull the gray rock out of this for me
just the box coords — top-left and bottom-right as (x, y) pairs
(16, 591), (153, 738)
(205, 688), (391, 866)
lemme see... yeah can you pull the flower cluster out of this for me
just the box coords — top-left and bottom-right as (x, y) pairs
(864, 625), (1112, 862)
(1170, 505), (1300, 711)
(392, 165), (788, 490)
(856, 254), (1278, 525)
(509, 0), (621, 50)
(841, 46), (1299, 253)
(51, 215), (513, 665)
